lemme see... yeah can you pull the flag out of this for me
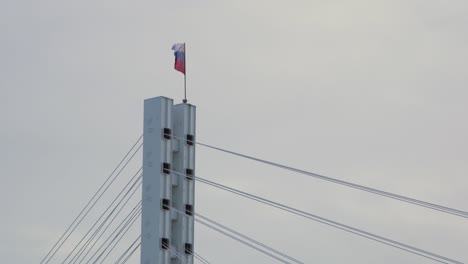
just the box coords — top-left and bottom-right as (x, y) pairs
(172, 43), (185, 74)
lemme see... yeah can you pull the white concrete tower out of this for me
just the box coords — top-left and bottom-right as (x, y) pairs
(141, 97), (196, 264)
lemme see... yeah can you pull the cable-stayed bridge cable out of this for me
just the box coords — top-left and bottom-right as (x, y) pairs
(84, 201), (142, 264)
(64, 172), (141, 264)
(167, 247), (188, 263)
(119, 242), (140, 264)
(196, 218), (292, 264)
(192, 174), (458, 264)
(96, 207), (141, 264)
(94, 208), (141, 264)
(70, 177), (141, 264)
(185, 248), (210, 264)
(196, 212), (303, 264)
(169, 247), (189, 263)
(61, 169), (142, 264)
(40, 135), (142, 264)
(193, 251), (210, 264)
(171, 135), (468, 219)
(74, 181), (142, 264)
(113, 235), (140, 264)
(172, 170), (462, 264)
(171, 207), (302, 264)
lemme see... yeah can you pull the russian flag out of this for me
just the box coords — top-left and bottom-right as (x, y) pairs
(172, 43), (185, 74)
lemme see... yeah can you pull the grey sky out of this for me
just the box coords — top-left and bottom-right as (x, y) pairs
(1, 0), (467, 263)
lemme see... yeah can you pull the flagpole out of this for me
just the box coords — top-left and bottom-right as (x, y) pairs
(183, 42), (187, 104)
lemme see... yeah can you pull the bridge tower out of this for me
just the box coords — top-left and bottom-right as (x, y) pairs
(141, 96), (196, 264)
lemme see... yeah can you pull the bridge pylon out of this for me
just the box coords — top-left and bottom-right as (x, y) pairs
(141, 97), (196, 264)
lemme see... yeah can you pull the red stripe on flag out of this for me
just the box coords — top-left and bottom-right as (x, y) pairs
(174, 60), (185, 74)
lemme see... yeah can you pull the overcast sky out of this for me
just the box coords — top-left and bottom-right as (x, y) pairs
(1, 0), (467, 263)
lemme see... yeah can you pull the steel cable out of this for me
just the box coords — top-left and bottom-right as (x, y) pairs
(84, 201), (142, 264)
(74, 181), (142, 264)
(113, 236), (140, 264)
(96, 207), (141, 264)
(172, 207), (302, 264)
(171, 170), (462, 264)
(168, 134), (467, 219)
(40, 135), (142, 264)
(61, 169), (142, 264)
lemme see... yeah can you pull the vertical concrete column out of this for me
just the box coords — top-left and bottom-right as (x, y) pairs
(171, 103), (196, 264)
(141, 97), (173, 264)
